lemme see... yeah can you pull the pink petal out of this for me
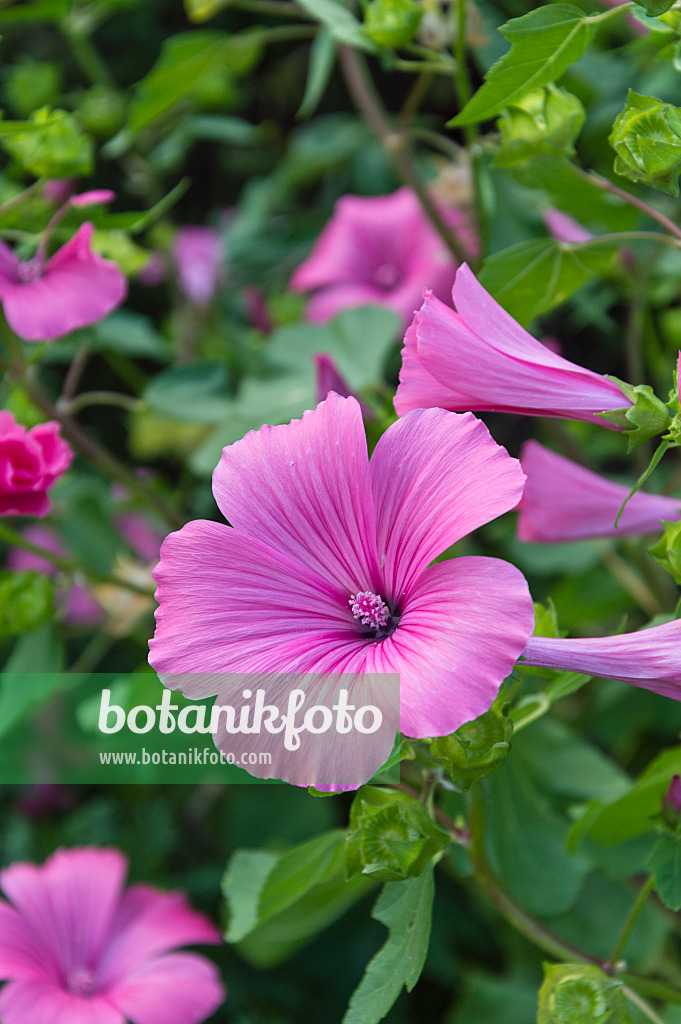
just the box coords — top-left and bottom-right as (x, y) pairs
(0, 240), (19, 283)
(370, 408), (526, 600)
(518, 441), (681, 542)
(0, 902), (51, 981)
(108, 952), (225, 1024)
(305, 283), (388, 323)
(0, 979), (123, 1024)
(315, 353), (355, 402)
(521, 620), (681, 699)
(2, 224), (127, 341)
(394, 318), (461, 415)
(0, 848), (127, 980)
(69, 190), (115, 208)
(173, 227), (223, 306)
(543, 209), (593, 244)
(0, 491), (50, 516)
(211, 393), (381, 593)
(369, 556), (534, 737)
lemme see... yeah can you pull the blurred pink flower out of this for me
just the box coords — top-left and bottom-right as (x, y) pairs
(0, 846), (225, 1024)
(543, 209), (593, 245)
(315, 353), (355, 403)
(149, 393), (533, 757)
(521, 619), (681, 700)
(394, 263), (630, 425)
(665, 775), (681, 815)
(0, 413), (73, 517)
(290, 187), (476, 327)
(43, 179), (76, 205)
(243, 285), (272, 333)
(137, 252), (166, 287)
(173, 227), (224, 306)
(517, 440), (681, 542)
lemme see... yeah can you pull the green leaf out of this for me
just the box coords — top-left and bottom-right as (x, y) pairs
(296, 0), (379, 53)
(184, 0), (231, 21)
(609, 91), (681, 196)
(93, 311), (171, 360)
(0, 107), (93, 177)
(648, 833), (681, 911)
(143, 362), (233, 423)
(450, 5), (595, 127)
(478, 238), (618, 326)
(0, 571), (54, 638)
(0, 622), (65, 737)
(297, 27), (337, 119)
(633, 0), (675, 18)
(343, 867), (434, 1024)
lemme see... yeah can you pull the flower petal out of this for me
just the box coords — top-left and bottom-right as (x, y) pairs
(370, 408), (526, 600)
(0, 980), (123, 1024)
(366, 556), (534, 738)
(305, 283), (388, 323)
(107, 952), (225, 1024)
(211, 393), (381, 593)
(0, 901), (50, 981)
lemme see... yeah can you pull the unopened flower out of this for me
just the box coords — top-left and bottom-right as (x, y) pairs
(0, 413), (73, 517)
(543, 208), (593, 244)
(665, 775), (681, 815)
(173, 226), (224, 306)
(0, 846), (225, 1024)
(290, 187), (476, 327)
(149, 393), (533, 786)
(395, 263), (630, 424)
(521, 619), (681, 699)
(7, 524), (102, 624)
(517, 440), (681, 542)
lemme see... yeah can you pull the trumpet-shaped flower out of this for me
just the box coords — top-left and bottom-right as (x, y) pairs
(149, 393), (534, 786)
(517, 441), (681, 542)
(0, 846), (225, 1024)
(290, 188), (475, 327)
(0, 413), (73, 517)
(521, 620), (681, 700)
(394, 263), (630, 424)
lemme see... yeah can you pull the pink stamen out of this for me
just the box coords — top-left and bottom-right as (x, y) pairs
(349, 591), (390, 630)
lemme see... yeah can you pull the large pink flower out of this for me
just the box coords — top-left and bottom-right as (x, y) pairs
(0, 846), (225, 1024)
(0, 222), (127, 342)
(290, 187), (475, 327)
(521, 620), (681, 700)
(517, 441), (681, 542)
(0, 413), (73, 517)
(149, 393), (534, 769)
(394, 263), (629, 424)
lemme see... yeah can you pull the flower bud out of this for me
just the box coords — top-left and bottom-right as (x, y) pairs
(609, 90), (681, 195)
(538, 964), (628, 1024)
(429, 686), (512, 790)
(363, 0), (423, 47)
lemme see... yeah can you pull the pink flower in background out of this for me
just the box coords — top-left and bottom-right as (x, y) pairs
(173, 227), (224, 306)
(0, 413), (73, 516)
(43, 179), (76, 205)
(315, 352), (355, 403)
(290, 187), (476, 327)
(394, 263), (630, 424)
(137, 252), (166, 287)
(521, 619), (681, 700)
(543, 209), (594, 244)
(0, 846), (225, 1024)
(150, 392), (533, 786)
(517, 441), (681, 542)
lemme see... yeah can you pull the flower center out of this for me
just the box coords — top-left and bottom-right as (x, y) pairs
(372, 263), (401, 290)
(349, 591), (391, 630)
(67, 967), (98, 996)
(16, 257), (44, 284)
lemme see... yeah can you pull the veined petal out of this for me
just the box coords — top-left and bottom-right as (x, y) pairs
(394, 318), (462, 416)
(107, 952), (225, 1024)
(305, 283), (387, 323)
(211, 393), (381, 593)
(365, 556), (534, 738)
(0, 980), (124, 1024)
(0, 901), (51, 981)
(370, 408), (526, 600)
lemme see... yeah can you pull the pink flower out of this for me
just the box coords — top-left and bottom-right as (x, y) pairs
(173, 227), (224, 306)
(665, 775), (681, 815)
(517, 440), (681, 542)
(290, 187), (475, 327)
(520, 619), (681, 700)
(0, 413), (73, 517)
(0, 221), (127, 342)
(394, 263), (630, 424)
(0, 846), (225, 1024)
(315, 353), (355, 404)
(149, 392), (534, 783)
(543, 209), (594, 245)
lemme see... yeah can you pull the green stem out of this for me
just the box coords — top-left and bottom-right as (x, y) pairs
(0, 179), (46, 221)
(222, 0), (305, 16)
(453, 0), (484, 250)
(585, 171), (681, 243)
(622, 985), (667, 1024)
(607, 876), (656, 970)
(62, 391), (143, 415)
(623, 974), (681, 1006)
(62, 26), (117, 89)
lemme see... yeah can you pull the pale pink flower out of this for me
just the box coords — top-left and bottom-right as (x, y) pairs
(517, 440), (681, 542)
(173, 227), (224, 306)
(149, 392), (534, 785)
(0, 846), (225, 1024)
(394, 263), (630, 424)
(290, 187), (476, 327)
(0, 413), (73, 516)
(521, 619), (681, 700)
(543, 209), (593, 245)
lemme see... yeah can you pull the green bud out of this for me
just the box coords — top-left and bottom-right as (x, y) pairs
(495, 85), (585, 168)
(6, 60), (61, 119)
(538, 964), (628, 1024)
(1, 107), (93, 179)
(429, 685), (512, 791)
(363, 0), (423, 47)
(609, 90), (681, 196)
(650, 520), (681, 585)
(600, 377), (673, 451)
(76, 86), (127, 139)
(0, 572), (55, 638)
(345, 786), (449, 882)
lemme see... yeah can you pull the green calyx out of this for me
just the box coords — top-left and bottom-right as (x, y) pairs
(609, 90), (681, 195)
(429, 685), (513, 791)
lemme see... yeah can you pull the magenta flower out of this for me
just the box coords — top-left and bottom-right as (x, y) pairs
(290, 187), (475, 327)
(543, 209), (593, 245)
(394, 263), (630, 424)
(521, 619), (681, 700)
(665, 775), (681, 815)
(0, 211), (126, 341)
(0, 413), (73, 517)
(517, 441), (681, 543)
(149, 392), (534, 786)
(0, 846), (225, 1024)
(173, 227), (224, 306)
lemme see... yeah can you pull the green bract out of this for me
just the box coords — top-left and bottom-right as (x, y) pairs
(650, 520), (681, 585)
(345, 787), (449, 882)
(363, 0), (423, 47)
(609, 90), (681, 196)
(538, 964), (628, 1023)
(495, 85), (585, 167)
(600, 377), (673, 451)
(429, 686), (513, 790)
